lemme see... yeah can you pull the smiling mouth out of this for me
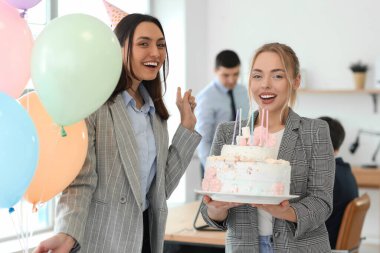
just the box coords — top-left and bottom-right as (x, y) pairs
(259, 94), (276, 100)
(143, 62), (159, 68)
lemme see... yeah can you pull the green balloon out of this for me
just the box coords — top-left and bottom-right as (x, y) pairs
(31, 14), (122, 126)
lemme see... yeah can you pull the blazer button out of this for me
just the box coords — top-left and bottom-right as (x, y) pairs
(120, 196), (127, 204)
(274, 232), (280, 238)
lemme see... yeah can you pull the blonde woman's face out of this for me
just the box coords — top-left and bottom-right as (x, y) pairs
(250, 52), (292, 114)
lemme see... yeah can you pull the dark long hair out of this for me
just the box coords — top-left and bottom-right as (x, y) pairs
(109, 14), (169, 120)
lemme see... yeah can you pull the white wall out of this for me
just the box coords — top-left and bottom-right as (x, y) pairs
(153, 0), (380, 244)
(151, 0), (187, 204)
(205, 0), (380, 90)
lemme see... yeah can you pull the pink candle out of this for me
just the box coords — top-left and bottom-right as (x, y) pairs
(260, 108), (264, 146)
(266, 109), (269, 147)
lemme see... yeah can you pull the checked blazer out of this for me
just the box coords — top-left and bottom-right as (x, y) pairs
(54, 93), (201, 253)
(201, 109), (335, 253)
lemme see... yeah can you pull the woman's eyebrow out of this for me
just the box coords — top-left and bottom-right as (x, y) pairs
(271, 69), (285, 73)
(136, 36), (165, 41)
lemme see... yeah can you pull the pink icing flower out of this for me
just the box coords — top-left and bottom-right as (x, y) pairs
(239, 137), (248, 146)
(202, 179), (210, 191)
(202, 178), (222, 192)
(272, 182), (285, 195)
(204, 167), (217, 179)
(202, 167), (222, 191)
(208, 178), (222, 192)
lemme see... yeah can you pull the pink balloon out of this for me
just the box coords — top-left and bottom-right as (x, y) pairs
(0, 1), (33, 98)
(5, 0), (42, 10)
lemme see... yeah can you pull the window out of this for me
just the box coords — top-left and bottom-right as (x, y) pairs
(0, 1), (55, 247)
(1, 2), (188, 250)
(58, 0), (149, 23)
(0, 201), (54, 243)
(1, 0), (148, 249)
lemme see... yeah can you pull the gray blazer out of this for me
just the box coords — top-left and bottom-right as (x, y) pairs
(201, 109), (335, 253)
(55, 93), (201, 253)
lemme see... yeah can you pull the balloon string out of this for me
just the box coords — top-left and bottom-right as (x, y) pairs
(9, 207), (26, 252)
(61, 126), (67, 137)
(25, 205), (29, 253)
(19, 202), (28, 252)
(26, 203), (37, 253)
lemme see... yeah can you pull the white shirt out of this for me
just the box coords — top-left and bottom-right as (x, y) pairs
(258, 128), (285, 236)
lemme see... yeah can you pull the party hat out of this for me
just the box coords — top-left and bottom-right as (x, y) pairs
(103, 0), (128, 28)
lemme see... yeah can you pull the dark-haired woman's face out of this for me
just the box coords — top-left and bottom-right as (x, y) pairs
(124, 21), (166, 84)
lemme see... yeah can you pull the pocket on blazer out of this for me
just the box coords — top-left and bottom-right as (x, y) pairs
(290, 163), (309, 195)
(91, 198), (108, 206)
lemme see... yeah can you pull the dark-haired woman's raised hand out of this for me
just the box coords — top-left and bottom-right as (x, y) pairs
(176, 87), (197, 131)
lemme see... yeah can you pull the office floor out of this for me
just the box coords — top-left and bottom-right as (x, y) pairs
(164, 243), (380, 253)
(164, 242), (224, 253)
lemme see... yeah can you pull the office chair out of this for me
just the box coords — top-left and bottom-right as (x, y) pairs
(331, 193), (371, 253)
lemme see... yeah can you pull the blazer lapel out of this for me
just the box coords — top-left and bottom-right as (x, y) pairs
(109, 94), (142, 208)
(253, 108), (300, 161)
(277, 109), (300, 162)
(150, 113), (163, 179)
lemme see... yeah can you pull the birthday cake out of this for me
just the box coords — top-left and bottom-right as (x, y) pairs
(202, 110), (291, 196)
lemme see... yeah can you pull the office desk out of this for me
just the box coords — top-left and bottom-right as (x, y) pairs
(165, 201), (225, 246)
(352, 167), (380, 189)
(352, 167), (380, 245)
(165, 168), (380, 248)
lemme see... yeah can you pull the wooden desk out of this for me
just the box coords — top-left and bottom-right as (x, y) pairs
(165, 169), (380, 247)
(352, 167), (380, 188)
(165, 201), (225, 246)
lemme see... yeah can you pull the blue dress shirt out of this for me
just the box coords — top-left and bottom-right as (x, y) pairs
(122, 85), (156, 210)
(195, 79), (249, 166)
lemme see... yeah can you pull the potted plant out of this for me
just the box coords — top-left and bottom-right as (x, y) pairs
(349, 61), (368, 90)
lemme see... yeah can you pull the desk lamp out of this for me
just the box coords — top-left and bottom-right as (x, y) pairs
(349, 129), (380, 168)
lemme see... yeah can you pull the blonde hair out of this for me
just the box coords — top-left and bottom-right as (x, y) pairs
(248, 42), (300, 108)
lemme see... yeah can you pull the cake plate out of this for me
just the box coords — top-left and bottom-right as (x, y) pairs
(195, 190), (299, 205)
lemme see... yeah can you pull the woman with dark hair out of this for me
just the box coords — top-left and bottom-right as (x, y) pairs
(33, 14), (201, 253)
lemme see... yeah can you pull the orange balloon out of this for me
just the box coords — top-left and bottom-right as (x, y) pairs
(18, 91), (88, 205)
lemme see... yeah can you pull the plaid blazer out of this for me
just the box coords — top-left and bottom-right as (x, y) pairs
(201, 109), (335, 253)
(55, 93), (201, 253)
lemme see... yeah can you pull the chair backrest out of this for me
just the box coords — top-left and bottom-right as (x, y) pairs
(335, 193), (371, 251)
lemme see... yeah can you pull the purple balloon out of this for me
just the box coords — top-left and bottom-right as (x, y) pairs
(5, 0), (42, 10)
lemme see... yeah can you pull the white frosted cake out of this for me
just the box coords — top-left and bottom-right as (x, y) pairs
(202, 144), (291, 196)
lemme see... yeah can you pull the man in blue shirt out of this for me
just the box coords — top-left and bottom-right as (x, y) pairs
(195, 50), (249, 176)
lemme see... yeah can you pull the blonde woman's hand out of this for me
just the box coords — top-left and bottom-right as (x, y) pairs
(252, 200), (297, 222)
(203, 195), (242, 222)
(176, 87), (197, 131)
(33, 233), (76, 253)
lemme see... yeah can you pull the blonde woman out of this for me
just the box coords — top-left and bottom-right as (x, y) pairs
(201, 43), (335, 253)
